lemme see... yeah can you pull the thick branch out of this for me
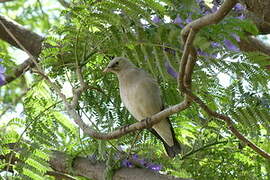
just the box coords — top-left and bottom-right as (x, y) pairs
(0, 0), (15, 2)
(49, 151), (192, 180)
(241, 0), (270, 34)
(178, 0), (270, 160)
(36, 59), (191, 140)
(67, 99), (190, 140)
(0, 14), (44, 86)
(178, 29), (196, 92)
(238, 36), (270, 69)
(181, 0), (237, 38)
(3, 58), (35, 85)
(1, 149), (191, 180)
(239, 36), (270, 56)
(0, 14), (44, 57)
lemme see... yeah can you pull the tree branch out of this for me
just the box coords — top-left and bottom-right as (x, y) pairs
(32, 55), (191, 140)
(0, 0), (16, 2)
(238, 36), (270, 69)
(1, 148), (192, 180)
(239, 36), (270, 55)
(3, 57), (35, 85)
(0, 14), (44, 86)
(181, 140), (239, 159)
(60, 89), (190, 140)
(51, 150), (192, 180)
(0, 14), (44, 57)
(178, 0), (270, 160)
(181, 0), (237, 38)
(241, 0), (270, 34)
(185, 91), (270, 159)
(178, 29), (196, 92)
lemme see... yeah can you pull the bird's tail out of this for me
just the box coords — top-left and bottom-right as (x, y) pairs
(149, 118), (181, 158)
(162, 130), (181, 158)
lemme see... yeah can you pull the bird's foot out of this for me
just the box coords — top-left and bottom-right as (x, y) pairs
(141, 117), (152, 127)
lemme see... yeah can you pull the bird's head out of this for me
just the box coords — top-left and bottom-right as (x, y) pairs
(103, 57), (134, 74)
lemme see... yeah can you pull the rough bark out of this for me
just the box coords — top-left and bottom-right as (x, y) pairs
(0, 14), (44, 57)
(49, 151), (192, 180)
(238, 36), (270, 69)
(0, 14), (44, 84)
(239, 36), (270, 56)
(3, 57), (35, 85)
(0, 148), (192, 180)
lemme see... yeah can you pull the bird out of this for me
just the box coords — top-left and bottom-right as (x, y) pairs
(103, 57), (181, 158)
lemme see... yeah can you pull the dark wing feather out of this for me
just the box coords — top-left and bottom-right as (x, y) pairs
(148, 117), (181, 158)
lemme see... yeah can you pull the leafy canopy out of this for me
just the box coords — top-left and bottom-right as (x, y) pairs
(0, 0), (270, 179)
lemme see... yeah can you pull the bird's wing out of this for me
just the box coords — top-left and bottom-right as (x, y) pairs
(119, 68), (174, 146)
(119, 68), (162, 118)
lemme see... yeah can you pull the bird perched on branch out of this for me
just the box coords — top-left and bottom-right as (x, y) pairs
(103, 57), (181, 158)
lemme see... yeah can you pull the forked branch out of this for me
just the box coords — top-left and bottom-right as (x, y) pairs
(178, 0), (270, 160)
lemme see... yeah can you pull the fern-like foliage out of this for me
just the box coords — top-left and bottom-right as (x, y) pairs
(1, 0), (270, 179)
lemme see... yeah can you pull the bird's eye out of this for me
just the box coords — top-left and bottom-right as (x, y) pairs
(115, 62), (119, 65)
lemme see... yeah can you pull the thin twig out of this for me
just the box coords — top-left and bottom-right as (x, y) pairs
(181, 140), (238, 159)
(178, 29), (196, 92)
(128, 130), (142, 156)
(186, 90), (270, 159)
(0, 13), (191, 142)
(177, 0), (270, 160)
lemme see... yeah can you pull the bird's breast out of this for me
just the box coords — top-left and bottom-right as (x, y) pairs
(119, 81), (144, 120)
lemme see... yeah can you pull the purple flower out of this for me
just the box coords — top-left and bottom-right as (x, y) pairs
(224, 39), (239, 52)
(185, 16), (192, 24)
(146, 163), (162, 171)
(200, 6), (212, 15)
(197, 49), (209, 56)
(211, 42), (221, 48)
(197, 49), (217, 58)
(236, 14), (245, 20)
(234, 3), (245, 12)
(212, 0), (221, 6)
(132, 154), (139, 160)
(211, 5), (218, 12)
(196, 0), (212, 15)
(196, 0), (204, 3)
(0, 59), (5, 86)
(232, 34), (240, 42)
(152, 15), (161, 23)
(173, 15), (184, 28)
(233, 3), (245, 20)
(121, 154), (162, 172)
(138, 159), (147, 166)
(87, 154), (98, 163)
(164, 61), (178, 79)
(122, 159), (133, 168)
(0, 65), (4, 74)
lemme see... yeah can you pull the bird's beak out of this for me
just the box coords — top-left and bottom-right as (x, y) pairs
(103, 67), (110, 73)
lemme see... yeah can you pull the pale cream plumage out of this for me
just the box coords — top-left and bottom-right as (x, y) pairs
(104, 57), (181, 157)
